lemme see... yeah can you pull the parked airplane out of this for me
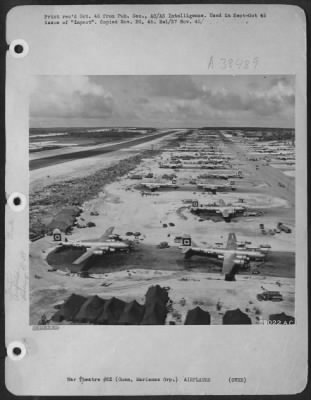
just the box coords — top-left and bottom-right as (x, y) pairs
(141, 180), (178, 191)
(160, 162), (226, 170)
(53, 227), (130, 264)
(184, 163), (227, 169)
(275, 156), (295, 161)
(159, 162), (180, 169)
(179, 233), (266, 279)
(190, 199), (245, 222)
(141, 191), (160, 197)
(178, 159), (227, 165)
(207, 172), (242, 180)
(196, 182), (235, 194)
(197, 171), (242, 181)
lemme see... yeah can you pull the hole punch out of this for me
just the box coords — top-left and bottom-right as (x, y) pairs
(13, 347), (22, 356)
(7, 192), (26, 212)
(14, 44), (24, 54)
(13, 196), (21, 206)
(7, 341), (26, 361)
(9, 39), (29, 58)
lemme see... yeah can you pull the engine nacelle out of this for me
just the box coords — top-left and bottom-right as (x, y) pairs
(234, 258), (247, 266)
(71, 243), (84, 248)
(93, 249), (104, 255)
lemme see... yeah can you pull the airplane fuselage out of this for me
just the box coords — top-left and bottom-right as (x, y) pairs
(183, 246), (265, 261)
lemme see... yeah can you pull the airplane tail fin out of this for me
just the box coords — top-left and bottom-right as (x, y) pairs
(226, 232), (237, 250)
(222, 253), (235, 275)
(222, 209), (229, 218)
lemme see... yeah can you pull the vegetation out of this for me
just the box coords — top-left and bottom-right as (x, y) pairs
(30, 149), (159, 239)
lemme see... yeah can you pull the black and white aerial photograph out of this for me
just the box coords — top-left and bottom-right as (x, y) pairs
(29, 75), (295, 325)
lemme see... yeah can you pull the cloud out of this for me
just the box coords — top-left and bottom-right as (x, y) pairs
(147, 76), (202, 100)
(200, 77), (294, 117)
(269, 75), (294, 88)
(30, 75), (295, 128)
(145, 75), (294, 119)
(136, 97), (149, 104)
(30, 76), (114, 119)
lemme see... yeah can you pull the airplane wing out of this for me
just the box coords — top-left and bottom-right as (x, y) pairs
(98, 226), (115, 241)
(222, 252), (236, 275)
(146, 184), (160, 189)
(73, 247), (98, 265)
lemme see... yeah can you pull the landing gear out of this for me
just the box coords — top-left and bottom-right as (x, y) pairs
(225, 272), (236, 281)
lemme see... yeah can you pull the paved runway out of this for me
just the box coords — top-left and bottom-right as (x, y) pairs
(30, 130), (176, 170)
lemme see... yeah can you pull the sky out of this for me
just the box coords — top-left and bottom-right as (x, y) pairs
(30, 75), (295, 129)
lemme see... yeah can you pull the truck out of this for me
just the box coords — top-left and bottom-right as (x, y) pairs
(157, 241), (170, 249)
(277, 222), (292, 233)
(257, 291), (283, 302)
